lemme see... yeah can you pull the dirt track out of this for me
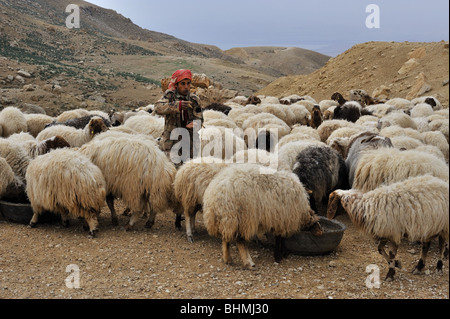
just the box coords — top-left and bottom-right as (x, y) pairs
(0, 199), (448, 300)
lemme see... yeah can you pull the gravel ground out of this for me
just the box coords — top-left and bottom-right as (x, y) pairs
(0, 200), (448, 300)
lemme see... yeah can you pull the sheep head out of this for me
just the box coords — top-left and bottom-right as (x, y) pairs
(45, 136), (70, 151)
(331, 92), (346, 105)
(88, 117), (109, 137)
(309, 105), (323, 129)
(246, 95), (261, 105)
(304, 208), (324, 237)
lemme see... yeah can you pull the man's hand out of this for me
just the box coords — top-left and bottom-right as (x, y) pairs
(180, 101), (193, 110)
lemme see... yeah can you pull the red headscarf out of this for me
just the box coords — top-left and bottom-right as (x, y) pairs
(168, 69), (193, 91)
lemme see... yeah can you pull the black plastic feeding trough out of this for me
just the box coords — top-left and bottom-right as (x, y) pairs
(284, 216), (347, 256)
(0, 200), (60, 225)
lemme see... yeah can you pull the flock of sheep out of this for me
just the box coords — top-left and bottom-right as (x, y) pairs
(0, 88), (449, 281)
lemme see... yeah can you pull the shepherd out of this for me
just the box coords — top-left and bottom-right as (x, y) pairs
(155, 69), (204, 167)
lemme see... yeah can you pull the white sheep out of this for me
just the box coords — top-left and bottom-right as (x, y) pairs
(276, 140), (327, 171)
(174, 159), (229, 242)
(0, 156), (26, 202)
(428, 119), (449, 143)
(0, 107), (28, 138)
(420, 131), (449, 162)
(352, 148), (449, 192)
(199, 126), (247, 160)
(327, 175), (449, 281)
(0, 139), (31, 182)
(24, 114), (55, 137)
(377, 111), (417, 130)
(385, 97), (414, 113)
(55, 109), (90, 123)
(26, 149), (107, 237)
(202, 163), (323, 268)
(36, 116), (109, 147)
(317, 119), (357, 143)
(79, 136), (178, 230)
(7, 132), (70, 158)
(411, 96), (442, 110)
(123, 112), (164, 138)
(410, 103), (434, 118)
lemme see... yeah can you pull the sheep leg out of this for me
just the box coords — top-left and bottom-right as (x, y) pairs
(60, 210), (70, 228)
(378, 240), (399, 281)
(84, 215), (99, 238)
(413, 241), (431, 275)
(236, 239), (256, 269)
(106, 194), (119, 226)
(144, 210), (157, 229)
(28, 208), (42, 228)
(185, 207), (197, 243)
(274, 236), (284, 263)
(175, 213), (183, 231)
(436, 236), (447, 273)
(222, 240), (232, 265)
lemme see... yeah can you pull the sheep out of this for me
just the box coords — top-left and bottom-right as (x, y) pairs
(24, 114), (55, 137)
(259, 104), (295, 127)
(365, 103), (396, 117)
(199, 126), (247, 160)
(327, 175), (449, 281)
(204, 118), (238, 130)
(277, 132), (320, 149)
(174, 159), (229, 242)
(79, 136), (178, 230)
(123, 113), (164, 138)
(292, 99), (315, 113)
(0, 139), (31, 182)
(292, 145), (349, 215)
(326, 127), (377, 158)
(410, 103), (434, 118)
(289, 104), (311, 126)
(46, 114), (111, 130)
(345, 131), (394, 186)
(246, 95), (262, 105)
(289, 125), (321, 141)
(8, 133), (70, 158)
(385, 98), (414, 113)
(352, 148), (449, 192)
(390, 135), (424, 151)
(0, 107), (28, 138)
(309, 105), (323, 129)
(379, 125), (423, 142)
(377, 111), (417, 130)
(276, 140), (327, 171)
(333, 102), (373, 123)
(420, 131), (449, 162)
(55, 109), (90, 123)
(331, 92), (348, 106)
(319, 99), (340, 113)
(230, 149), (279, 170)
(0, 157), (26, 203)
(26, 149), (107, 237)
(428, 119), (449, 143)
(202, 163), (323, 268)
(349, 89), (371, 106)
(411, 96), (442, 111)
(36, 116), (109, 147)
(203, 103), (232, 115)
(317, 119), (357, 143)
(202, 110), (229, 122)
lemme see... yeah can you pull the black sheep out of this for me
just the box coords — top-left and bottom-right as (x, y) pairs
(293, 145), (349, 215)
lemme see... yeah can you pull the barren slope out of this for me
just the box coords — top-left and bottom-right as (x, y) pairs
(257, 41), (449, 107)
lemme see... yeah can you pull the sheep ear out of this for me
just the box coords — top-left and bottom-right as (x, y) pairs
(327, 191), (342, 220)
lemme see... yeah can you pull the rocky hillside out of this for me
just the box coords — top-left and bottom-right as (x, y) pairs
(224, 46), (330, 78)
(257, 41), (449, 107)
(0, 0), (331, 116)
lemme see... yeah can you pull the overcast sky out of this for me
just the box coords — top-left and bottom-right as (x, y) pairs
(86, 0), (449, 56)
